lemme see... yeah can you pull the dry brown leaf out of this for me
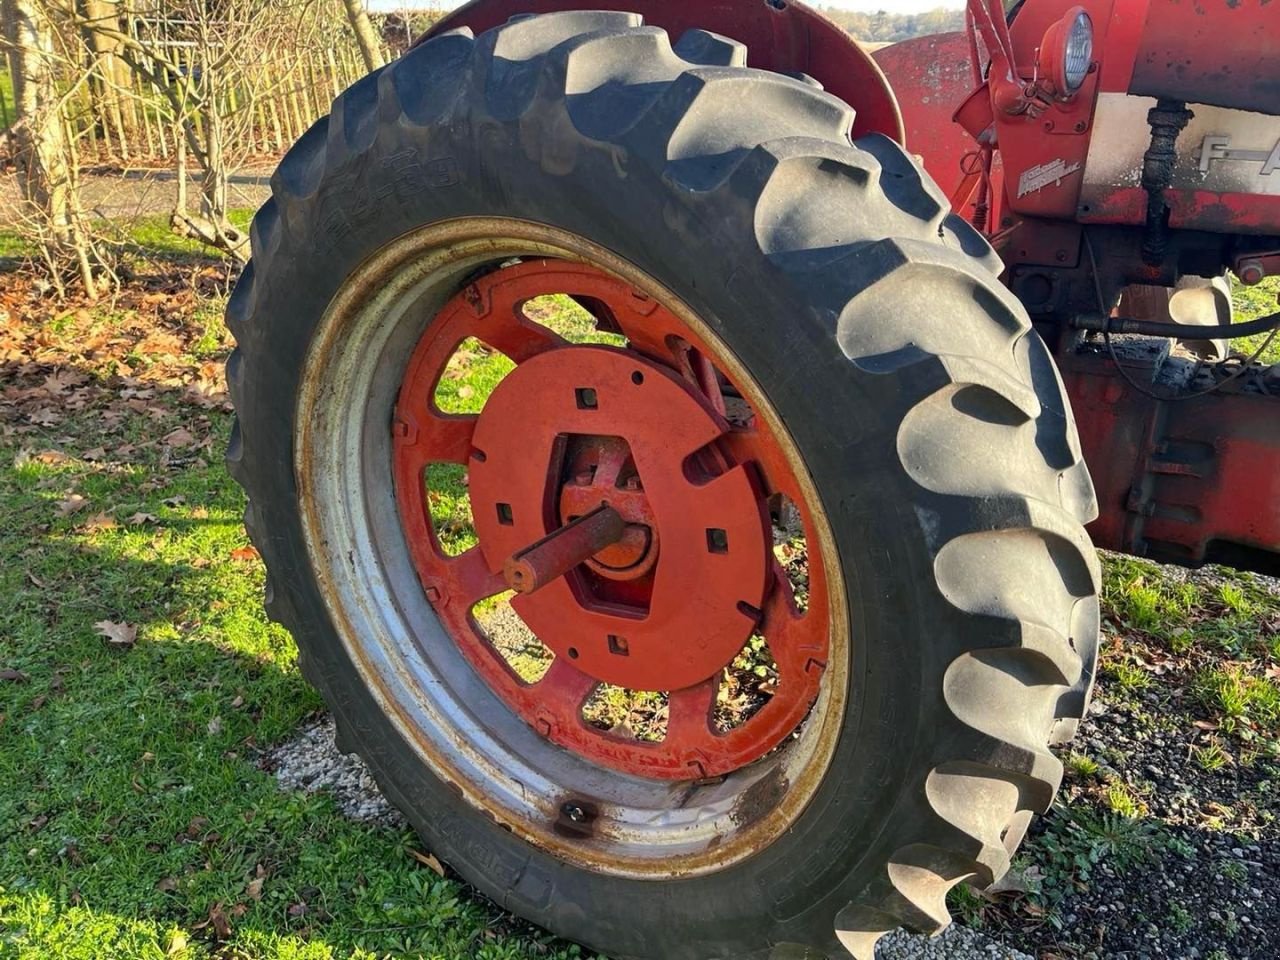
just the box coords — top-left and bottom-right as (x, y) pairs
(93, 620), (137, 648)
(57, 494), (89, 517)
(246, 876), (264, 900)
(80, 513), (117, 533)
(230, 545), (260, 563)
(81, 447), (107, 462)
(0, 668), (29, 683)
(162, 427), (197, 448)
(126, 512), (159, 526)
(206, 903), (232, 940)
(155, 876), (178, 893)
(410, 849), (446, 876)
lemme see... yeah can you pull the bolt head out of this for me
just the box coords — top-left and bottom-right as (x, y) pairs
(1238, 260), (1266, 286)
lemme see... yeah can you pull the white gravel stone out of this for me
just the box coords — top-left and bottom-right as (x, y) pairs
(264, 715), (406, 828)
(875, 924), (1034, 960)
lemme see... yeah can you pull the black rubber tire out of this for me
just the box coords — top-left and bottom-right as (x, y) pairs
(226, 13), (1100, 959)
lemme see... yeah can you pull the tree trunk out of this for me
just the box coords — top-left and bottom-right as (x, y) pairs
(81, 0), (135, 145)
(5, 0), (99, 297)
(341, 0), (383, 73)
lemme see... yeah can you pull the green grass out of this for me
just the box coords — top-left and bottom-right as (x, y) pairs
(0, 210), (255, 263)
(1233, 275), (1280, 363)
(0, 68), (13, 133)
(0, 264), (594, 959)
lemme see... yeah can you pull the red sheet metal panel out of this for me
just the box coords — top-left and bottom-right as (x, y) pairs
(1129, 0), (1279, 116)
(1061, 349), (1280, 572)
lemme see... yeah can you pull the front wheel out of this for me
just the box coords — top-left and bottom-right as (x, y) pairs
(226, 12), (1100, 959)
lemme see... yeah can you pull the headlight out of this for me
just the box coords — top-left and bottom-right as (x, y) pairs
(1062, 11), (1094, 93)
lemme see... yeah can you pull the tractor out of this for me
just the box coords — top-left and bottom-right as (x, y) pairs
(223, 0), (1280, 957)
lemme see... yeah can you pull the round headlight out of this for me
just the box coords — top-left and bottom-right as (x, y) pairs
(1063, 11), (1094, 93)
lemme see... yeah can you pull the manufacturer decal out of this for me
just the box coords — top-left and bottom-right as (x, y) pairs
(1198, 135), (1280, 175)
(1017, 158), (1083, 198)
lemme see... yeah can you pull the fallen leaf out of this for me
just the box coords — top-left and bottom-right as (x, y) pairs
(161, 495), (186, 507)
(246, 876), (264, 900)
(1266, 664), (1280, 682)
(207, 716), (222, 736)
(457, 385), (475, 400)
(162, 427), (196, 448)
(1192, 719), (1219, 731)
(80, 512), (117, 533)
(126, 512), (159, 526)
(81, 447), (107, 461)
(230, 695), (244, 709)
(0, 669), (29, 683)
(206, 902), (231, 940)
(287, 902), (307, 917)
(93, 621), (137, 648)
(410, 849), (446, 876)
(56, 494), (89, 517)
(230, 545), (260, 562)
(155, 876), (178, 893)
(185, 815), (210, 838)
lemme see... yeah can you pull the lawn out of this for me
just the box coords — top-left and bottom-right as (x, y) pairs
(0, 241), (594, 960)
(0, 222), (1277, 959)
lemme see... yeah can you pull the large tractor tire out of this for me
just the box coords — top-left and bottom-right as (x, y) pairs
(226, 12), (1100, 960)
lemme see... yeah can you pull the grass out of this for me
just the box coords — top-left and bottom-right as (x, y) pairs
(1233, 275), (1280, 363)
(0, 210), (255, 263)
(0, 256), (595, 959)
(0, 68), (12, 133)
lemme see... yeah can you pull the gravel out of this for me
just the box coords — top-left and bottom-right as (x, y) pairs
(262, 715), (405, 829)
(874, 926), (1032, 959)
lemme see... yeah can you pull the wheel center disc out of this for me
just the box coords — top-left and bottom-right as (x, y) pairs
(468, 346), (769, 691)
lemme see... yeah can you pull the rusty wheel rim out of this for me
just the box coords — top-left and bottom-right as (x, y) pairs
(296, 219), (849, 877)
(394, 259), (832, 781)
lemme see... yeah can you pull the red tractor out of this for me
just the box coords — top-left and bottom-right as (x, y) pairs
(224, 1), (1279, 957)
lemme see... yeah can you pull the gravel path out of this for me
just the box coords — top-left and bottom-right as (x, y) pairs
(0, 167), (272, 223)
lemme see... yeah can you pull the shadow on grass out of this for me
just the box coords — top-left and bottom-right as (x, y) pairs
(0, 368), (581, 960)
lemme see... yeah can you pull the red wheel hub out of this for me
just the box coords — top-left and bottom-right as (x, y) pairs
(469, 346), (768, 692)
(393, 260), (831, 780)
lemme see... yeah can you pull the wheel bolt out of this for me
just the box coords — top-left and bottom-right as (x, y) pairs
(562, 802), (587, 823)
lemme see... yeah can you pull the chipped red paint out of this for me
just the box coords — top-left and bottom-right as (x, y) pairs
(392, 259), (830, 780)
(421, 0), (904, 143)
(1060, 351), (1280, 573)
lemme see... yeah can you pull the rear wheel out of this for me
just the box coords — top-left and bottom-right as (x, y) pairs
(227, 13), (1100, 959)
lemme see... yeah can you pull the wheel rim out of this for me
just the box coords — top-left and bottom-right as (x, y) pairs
(297, 218), (849, 876)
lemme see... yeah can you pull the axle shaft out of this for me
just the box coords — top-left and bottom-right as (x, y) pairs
(504, 504), (626, 594)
